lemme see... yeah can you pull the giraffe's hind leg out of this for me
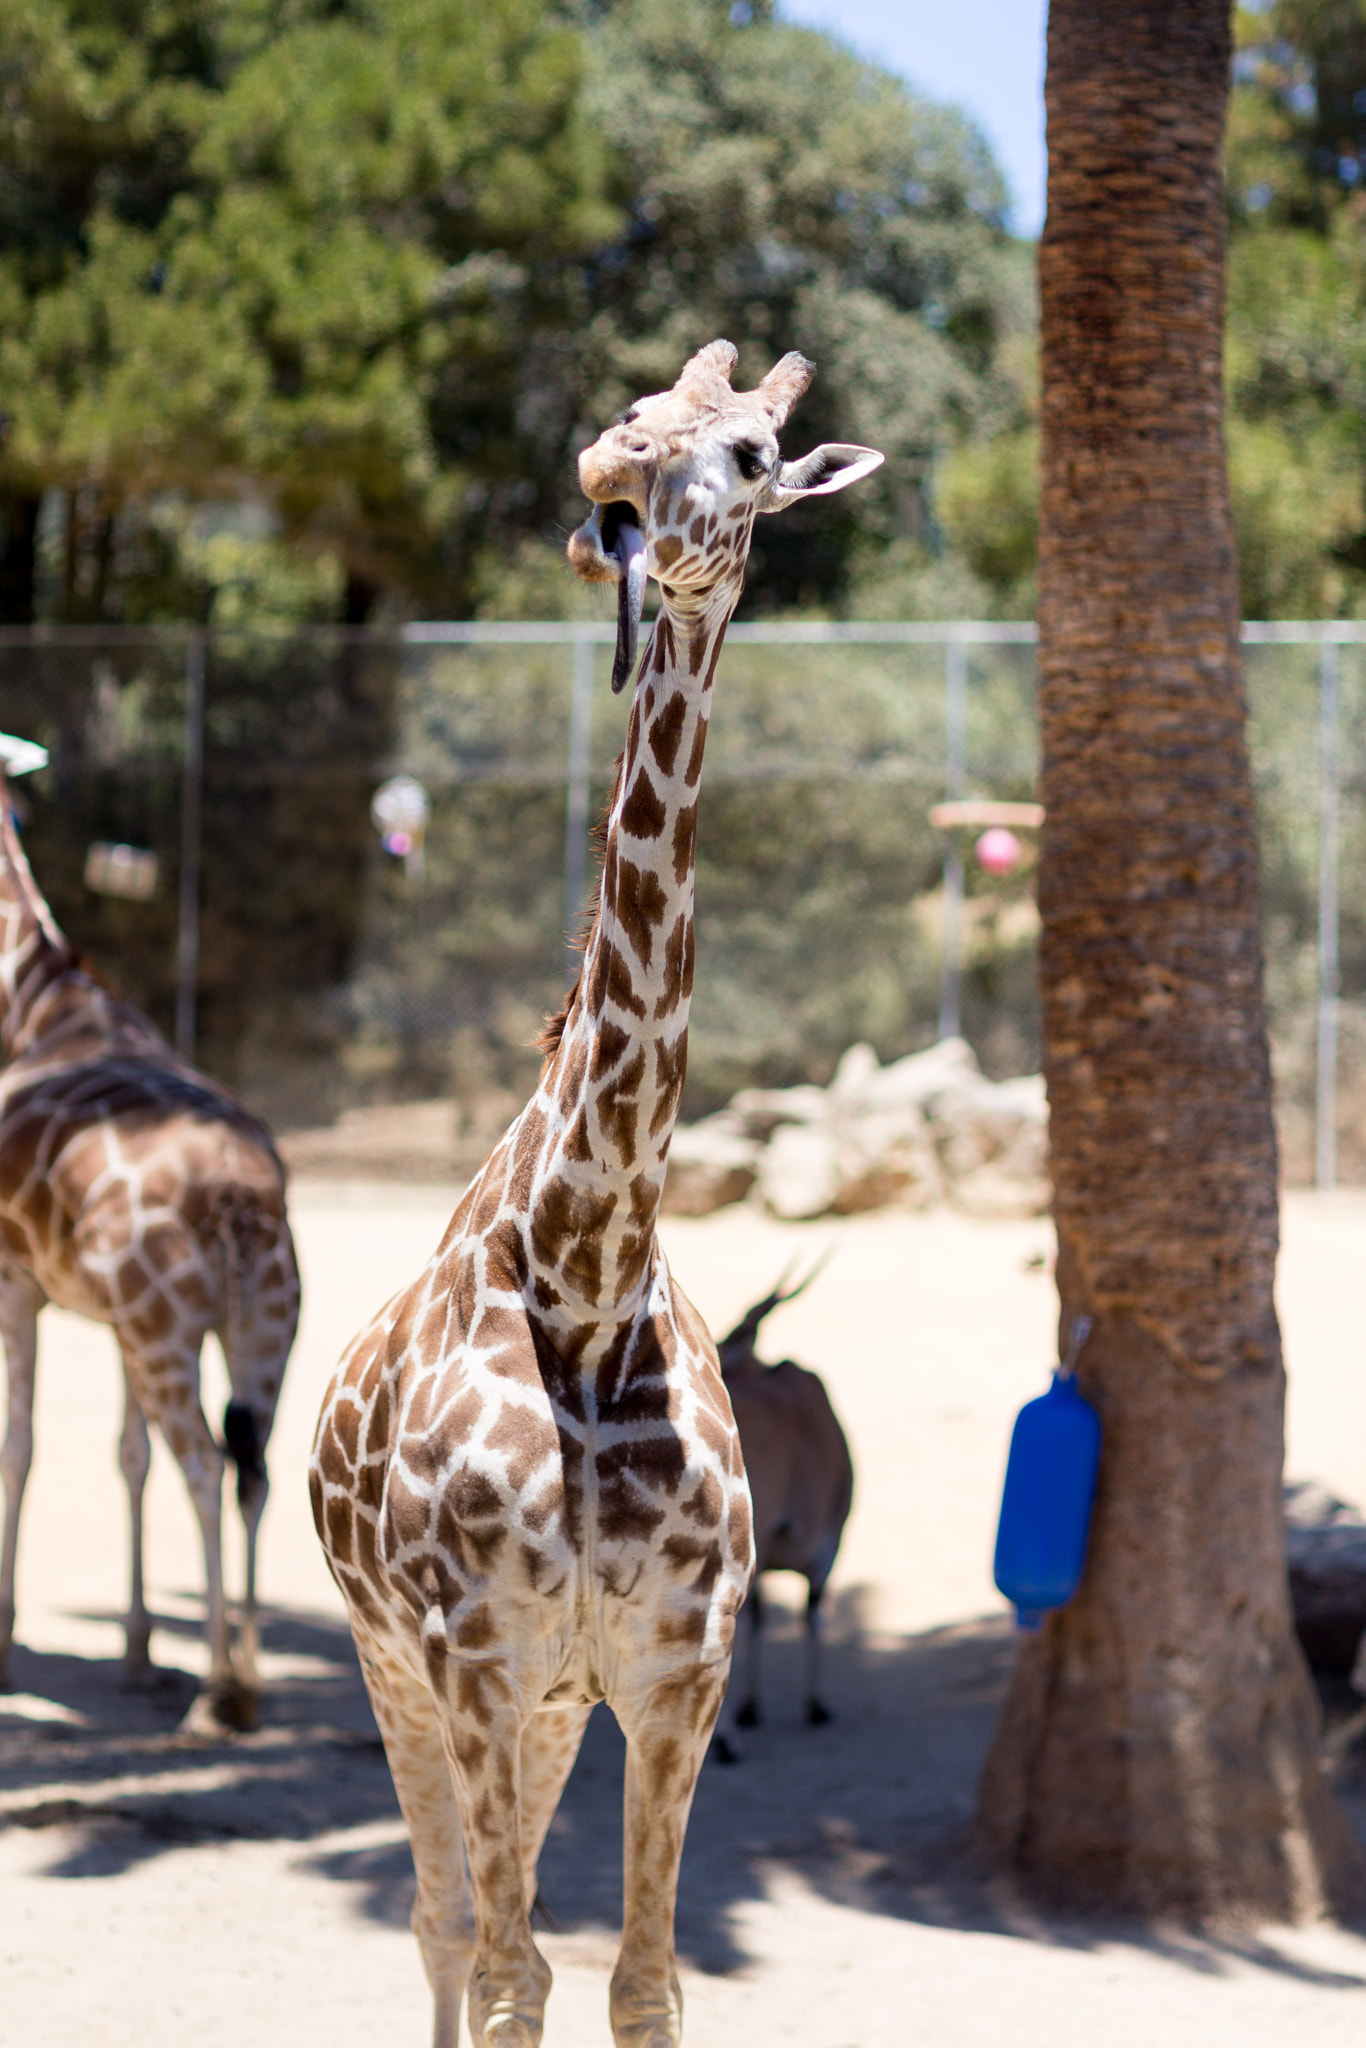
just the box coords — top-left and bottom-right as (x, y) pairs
(0, 1265), (43, 1683)
(219, 1218), (300, 1695)
(117, 1336), (244, 1729)
(116, 1360), (153, 1678)
(519, 1704), (592, 1916)
(353, 1630), (476, 2048)
(222, 1395), (268, 1692)
(712, 1585), (761, 1764)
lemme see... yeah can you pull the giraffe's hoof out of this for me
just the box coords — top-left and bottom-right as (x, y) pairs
(734, 1697), (761, 1728)
(122, 1631), (154, 1686)
(468, 1953), (552, 2047)
(180, 1677), (259, 1737)
(805, 1697), (833, 1726)
(711, 1732), (742, 1765)
(608, 1985), (683, 2048)
(468, 1997), (548, 2048)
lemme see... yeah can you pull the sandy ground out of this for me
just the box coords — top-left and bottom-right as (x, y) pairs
(3, 1186), (1366, 2045)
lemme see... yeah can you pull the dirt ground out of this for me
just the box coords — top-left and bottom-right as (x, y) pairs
(4, 1186), (1366, 2046)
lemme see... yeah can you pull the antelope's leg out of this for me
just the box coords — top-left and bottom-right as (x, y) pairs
(354, 1630), (475, 2048)
(610, 1664), (728, 2048)
(518, 1704), (592, 1913)
(803, 1579), (832, 1725)
(116, 1358), (152, 1674)
(734, 1580), (763, 1727)
(0, 1268), (42, 1680)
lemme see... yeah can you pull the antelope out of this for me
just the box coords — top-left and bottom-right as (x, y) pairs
(713, 1258), (854, 1762)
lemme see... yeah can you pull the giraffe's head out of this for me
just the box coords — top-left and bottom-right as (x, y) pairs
(568, 340), (883, 689)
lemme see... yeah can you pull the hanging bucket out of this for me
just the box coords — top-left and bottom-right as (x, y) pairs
(993, 1317), (1102, 1629)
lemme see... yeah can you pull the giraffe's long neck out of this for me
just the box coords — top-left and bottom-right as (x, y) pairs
(0, 785), (75, 1059)
(522, 578), (739, 1342)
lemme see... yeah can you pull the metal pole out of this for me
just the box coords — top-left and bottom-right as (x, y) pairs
(938, 639), (968, 1042)
(1316, 636), (1340, 1191)
(175, 630), (205, 1060)
(563, 636), (595, 977)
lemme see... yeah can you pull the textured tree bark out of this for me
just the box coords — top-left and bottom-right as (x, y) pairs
(976, 0), (1366, 1922)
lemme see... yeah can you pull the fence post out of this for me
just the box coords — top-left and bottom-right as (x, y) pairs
(938, 637), (968, 1042)
(563, 634), (595, 977)
(175, 629), (205, 1060)
(1316, 635), (1340, 1191)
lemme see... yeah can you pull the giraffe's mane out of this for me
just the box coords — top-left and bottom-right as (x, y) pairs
(536, 748), (626, 1063)
(68, 949), (119, 997)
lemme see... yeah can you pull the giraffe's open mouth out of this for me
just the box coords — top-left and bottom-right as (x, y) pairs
(567, 501), (648, 694)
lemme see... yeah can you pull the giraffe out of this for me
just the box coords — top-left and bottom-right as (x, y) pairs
(0, 751), (300, 1729)
(310, 339), (882, 2048)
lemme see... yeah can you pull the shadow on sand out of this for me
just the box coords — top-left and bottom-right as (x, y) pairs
(4, 1597), (1365, 1991)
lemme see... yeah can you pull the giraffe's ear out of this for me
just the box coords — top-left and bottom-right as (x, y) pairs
(759, 443), (884, 513)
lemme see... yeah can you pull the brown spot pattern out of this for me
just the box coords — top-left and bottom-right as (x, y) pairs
(620, 768), (667, 843)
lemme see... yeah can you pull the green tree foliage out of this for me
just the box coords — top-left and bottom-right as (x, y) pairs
(554, 0), (1033, 617)
(1220, 3), (1366, 614)
(0, 0), (617, 621)
(940, 4), (1366, 621)
(0, 0), (1030, 622)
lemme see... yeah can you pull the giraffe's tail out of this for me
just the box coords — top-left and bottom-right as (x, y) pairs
(213, 1187), (301, 1508)
(223, 1398), (264, 1509)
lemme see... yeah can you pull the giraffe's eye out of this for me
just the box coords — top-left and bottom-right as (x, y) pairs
(733, 443), (767, 483)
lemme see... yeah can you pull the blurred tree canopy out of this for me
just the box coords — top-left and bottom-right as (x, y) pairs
(918, 2), (1366, 623)
(1222, 0), (1366, 616)
(0, 0), (617, 622)
(562, 0), (1033, 618)
(0, 0), (1032, 623)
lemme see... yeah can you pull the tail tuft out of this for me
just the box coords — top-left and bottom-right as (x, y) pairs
(223, 1400), (265, 1507)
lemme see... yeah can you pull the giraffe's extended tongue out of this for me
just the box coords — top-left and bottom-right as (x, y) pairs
(611, 519), (648, 694)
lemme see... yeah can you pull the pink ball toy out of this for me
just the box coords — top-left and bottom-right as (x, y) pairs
(976, 826), (1023, 875)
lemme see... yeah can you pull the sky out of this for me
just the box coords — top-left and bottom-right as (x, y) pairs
(778, 0), (1049, 238)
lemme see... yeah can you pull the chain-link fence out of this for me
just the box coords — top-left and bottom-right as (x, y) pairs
(0, 620), (1358, 1184)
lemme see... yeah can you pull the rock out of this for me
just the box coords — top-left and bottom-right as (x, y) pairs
(728, 1083), (828, 1143)
(662, 1113), (761, 1216)
(756, 1120), (841, 1220)
(848, 1036), (982, 1113)
(1284, 1480), (1366, 1677)
(828, 1040), (880, 1097)
(827, 1100), (944, 1213)
(667, 1039), (1051, 1221)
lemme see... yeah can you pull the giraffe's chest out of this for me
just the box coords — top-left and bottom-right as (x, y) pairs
(312, 1292), (756, 1705)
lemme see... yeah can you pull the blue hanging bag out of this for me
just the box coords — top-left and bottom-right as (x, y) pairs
(993, 1316), (1102, 1629)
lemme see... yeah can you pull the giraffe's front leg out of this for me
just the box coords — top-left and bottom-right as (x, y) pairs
(610, 1664), (729, 2048)
(352, 1630), (476, 2048)
(518, 1704), (592, 1913)
(436, 1657), (553, 2048)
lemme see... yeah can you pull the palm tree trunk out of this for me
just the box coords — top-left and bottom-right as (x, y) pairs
(976, 0), (1366, 1920)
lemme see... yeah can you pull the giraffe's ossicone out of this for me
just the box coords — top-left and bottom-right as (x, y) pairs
(311, 340), (882, 2048)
